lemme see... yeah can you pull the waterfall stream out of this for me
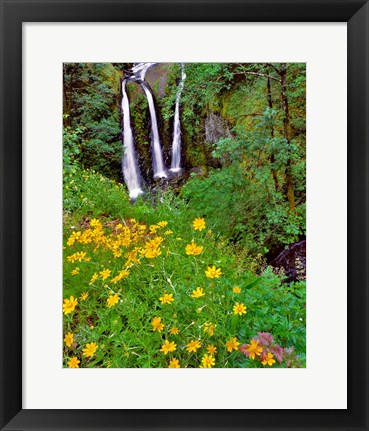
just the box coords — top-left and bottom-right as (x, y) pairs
(121, 80), (144, 200)
(122, 62), (188, 199)
(170, 64), (186, 172)
(141, 81), (167, 179)
(130, 62), (157, 82)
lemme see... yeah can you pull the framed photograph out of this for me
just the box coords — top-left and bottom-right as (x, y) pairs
(1, 0), (368, 430)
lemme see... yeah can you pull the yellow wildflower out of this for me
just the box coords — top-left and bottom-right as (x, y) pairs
(90, 272), (98, 284)
(149, 225), (159, 234)
(67, 251), (87, 263)
(261, 352), (276, 366)
(100, 268), (111, 280)
(193, 217), (206, 231)
(144, 247), (162, 258)
(107, 293), (119, 308)
(170, 327), (179, 335)
(63, 296), (78, 314)
(67, 254), (76, 263)
(110, 275), (121, 284)
(125, 248), (140, 265)
(153, 236), (164, 246)
(67, 232), (76, 247)
(201, 354), (215, 368)
(71, 268), (80, 275)
(225, 337), (240, 353)
(111, 269), (130, 284)
(151, 317), (164, 332)
(112, 249), (122, 258)
(120, 269), (130, 278)
(90, 218), (102, 229)
(233, 286), (241, 294)
(186, 340), (201, 353)
(233, 302), (247, 316)
(158, 221), (168, 227)
(80, 292), (89, 301)
(159, 293), (174, 305)
(205, 265), (222, 279)
(185, 242), (204, 256)
(245, 339), (263, 360)
(160, 340), (177, 355)
(143, 238), (163, 258)
(191, 287), (205, 298)
(64, 332), (74, 347)
(204, 322), (216, 336)
(168, 358), (180, 368)
(164, 230), (173, 235)
(82, 342), (98, 357)
(207, 345), (217, 355)
(66, 231), (81, 247)
(68, 357), (80, 368)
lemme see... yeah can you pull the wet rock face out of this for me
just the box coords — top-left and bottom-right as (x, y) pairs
(150, 168), (190, 194)
(145, 63), (172, 98)
(270, 240), (306, 283)
(204, 112), (232, 143)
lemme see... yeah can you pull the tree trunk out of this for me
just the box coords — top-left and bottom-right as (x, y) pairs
(63, 64), (75, 127)
(267, 76), (279, 193)
(279, 65), (295, 212)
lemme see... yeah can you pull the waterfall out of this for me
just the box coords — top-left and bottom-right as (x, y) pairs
(141, 81), (167, 179)
(170, 64), (186, 172)
(121, 80), (144, 200)
(130, 62), (157, 82)
(121, 62), (167, 196)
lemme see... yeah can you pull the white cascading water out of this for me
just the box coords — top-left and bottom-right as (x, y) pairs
(141, 81), (167, 178)
(170, 64), (186, 172)
(130, 62), (157, 82)
(121, 62), (170, 196)
(121, 80), (144, 200)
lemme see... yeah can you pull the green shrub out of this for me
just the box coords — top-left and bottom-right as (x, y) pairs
(63, 170), (306, 368)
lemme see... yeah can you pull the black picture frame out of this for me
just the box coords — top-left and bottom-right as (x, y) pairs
(1, 1), (368, 430)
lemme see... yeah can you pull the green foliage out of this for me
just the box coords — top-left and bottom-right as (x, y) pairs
(182, 168), (304, 255)
(182, 105), (305, 255)
(63, 63), (123, 180)
(130, 93), (149, 145)
(63, 120), (85, 172)
(160, 63), (181, 122)
(63, 166), (131, 217)
(63, 64), (306, 368)
(63, 61), (306, 253)
(63, 169), (305, 368)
